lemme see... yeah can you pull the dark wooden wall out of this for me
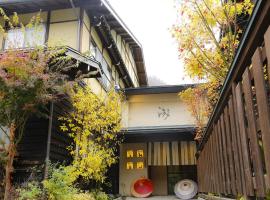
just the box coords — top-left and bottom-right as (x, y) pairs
(14, 98), (72, 182)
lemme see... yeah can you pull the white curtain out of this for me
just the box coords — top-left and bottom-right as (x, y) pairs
(24, 24), (46, 47)
(4, 24), (46, 49)
(4, 28), (24, 49)
(148, 141), (197, 166)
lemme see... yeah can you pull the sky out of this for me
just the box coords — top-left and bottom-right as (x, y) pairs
(108, 0), (193, 85)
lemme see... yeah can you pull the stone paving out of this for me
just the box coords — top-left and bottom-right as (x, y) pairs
(125, 196), (181, 200)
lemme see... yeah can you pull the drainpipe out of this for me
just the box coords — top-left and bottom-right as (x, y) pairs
(44, 11), (51, 44)
(44, 102), (54, 179)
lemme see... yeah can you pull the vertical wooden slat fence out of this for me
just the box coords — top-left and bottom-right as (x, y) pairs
(197, 24), (270, 198)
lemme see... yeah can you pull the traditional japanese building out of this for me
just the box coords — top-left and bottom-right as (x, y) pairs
(118, 85), (197, 196)
(0, 0), (197, 196)
(0, 0), (147, 181)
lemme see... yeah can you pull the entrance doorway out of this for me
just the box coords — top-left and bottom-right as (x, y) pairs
(149, 165), (197, 196)
(167, 165), (197, 194)
(150, 166), (168, 196)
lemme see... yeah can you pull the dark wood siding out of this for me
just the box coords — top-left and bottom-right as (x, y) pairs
(14, 98), (72, 182)
(197, 2), (270, 197)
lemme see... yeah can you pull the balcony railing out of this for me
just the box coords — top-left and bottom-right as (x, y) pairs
(197, 0), (270, 198)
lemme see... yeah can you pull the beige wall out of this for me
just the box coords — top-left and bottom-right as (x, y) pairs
(0, 7), (141, 92)
(48, 8), (78, 49)
(18, 11), (48, 24)
(50, 8), (78, 22)
(84, 78), (106, 97)
(119, 143), (148, 196)
(81, 10), (90, 53)
(48, 21), (78, 48)
(122, 93), (195, 128)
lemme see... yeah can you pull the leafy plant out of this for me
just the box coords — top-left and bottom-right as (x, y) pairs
(73, 192), (95, 200)
(90, 190), (109, 200)
(15, 163), (105, 200)
(172, 0), (253, 81)
(60, 86), (123, 183)
(172, 0), (254, 139)
(267, 190), (270, 200)
(16, 181), (43, 200)
(42, 165), (78, 200)
(179, 84), (211, 139)
(0, 9), (80, 199)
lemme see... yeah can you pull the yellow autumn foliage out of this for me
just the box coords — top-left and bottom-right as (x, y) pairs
(60, 85), (123, 182)
(173, 0), (254, 139)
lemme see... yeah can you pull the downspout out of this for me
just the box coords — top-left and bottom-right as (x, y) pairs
(44, 11), (52, 178)
(44, 10), (51, 44)
(68, 0), (83, 159)
(44, 101), (54, 179)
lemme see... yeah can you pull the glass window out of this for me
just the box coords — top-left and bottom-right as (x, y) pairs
(136, 162), (144, 169)
(94, 46), (103, 63)
(126, 162), (133, 170)
(137, 150), (144, 158)
(4, 28), (24, 49)
(127, 150), (133, 158)
(4, 25), (46, 49)
(24, 24), (46, 47)
(90, 41), (112, 90)
(99, 60), (112, 89)
(90, 42), (96, 58)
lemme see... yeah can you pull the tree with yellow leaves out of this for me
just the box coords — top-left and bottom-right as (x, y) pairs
(60, 85), (122, 183)
(172, 0), (254, 139)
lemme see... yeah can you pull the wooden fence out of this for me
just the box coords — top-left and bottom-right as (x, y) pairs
(197, 1), (270, 198)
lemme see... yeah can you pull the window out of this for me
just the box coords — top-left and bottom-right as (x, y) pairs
(126, 162), (133, 170)
(24, 25), (46, 47)
(137, 150), (144, 158)
(127, 150), (133, 158)
(99, 60), (112, 89)
(90, 41), (112, 90)
(136, 162), (144, 169)
(90, 42), (96, 58)
(4, 24), (46, 49)
(4, 29), (24, 49)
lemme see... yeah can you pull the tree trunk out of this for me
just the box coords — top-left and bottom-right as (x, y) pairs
(4, 123), (16, 200)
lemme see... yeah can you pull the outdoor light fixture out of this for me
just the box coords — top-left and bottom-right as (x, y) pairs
(127, 150), (134, 158)
(126, 162), (134, 170)
(136, 162), (144, 169)
(137, 150), (144, 157)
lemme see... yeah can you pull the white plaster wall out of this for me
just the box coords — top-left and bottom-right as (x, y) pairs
(123, 93), (195, 128)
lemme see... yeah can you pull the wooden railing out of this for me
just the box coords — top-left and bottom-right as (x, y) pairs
(197, 1), (270, 198)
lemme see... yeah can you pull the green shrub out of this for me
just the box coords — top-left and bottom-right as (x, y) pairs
(15, 163), (111, 200)
(16, 181), (43, 200)
(43, 165), (78, 200)
(73, 192), (95, 200)
(91, 190), (109, 200)
(266, 190), (270, 200)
